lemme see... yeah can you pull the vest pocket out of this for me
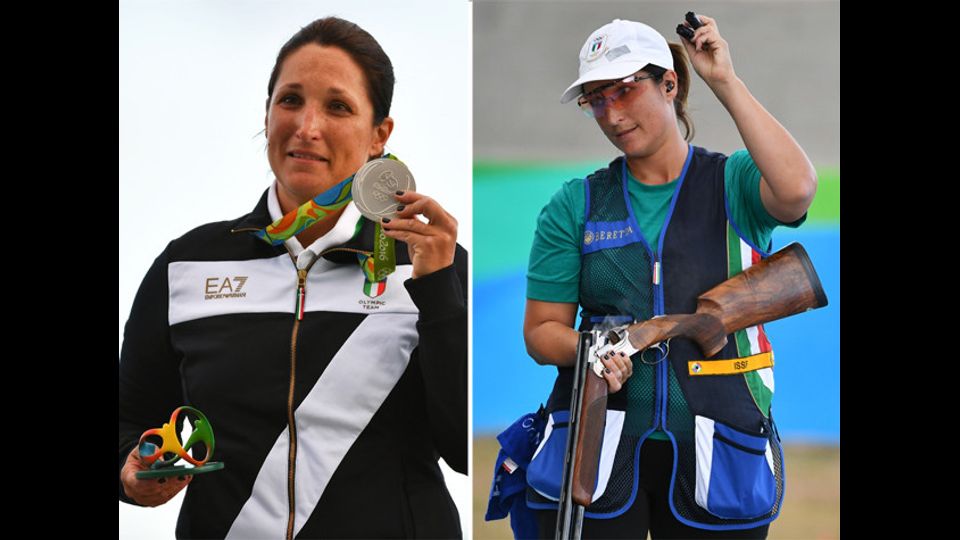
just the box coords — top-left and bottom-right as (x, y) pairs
(526, 410), (569, 501)
(694, 415), (776, 520)
(526, 409), (625, 503)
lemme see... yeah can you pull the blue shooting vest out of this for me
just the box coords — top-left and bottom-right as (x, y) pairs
(525, 146), (786, 531)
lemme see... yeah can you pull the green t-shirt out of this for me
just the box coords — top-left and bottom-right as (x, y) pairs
(526, 149), (807, 440)
(527, 149), (807, 302)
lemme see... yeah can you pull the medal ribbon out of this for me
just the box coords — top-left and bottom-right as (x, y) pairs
(252, 154), (402, 290)
(356, 222), (396, 285)
(252, 154), (402, 245)
(252, 175), (354, 246)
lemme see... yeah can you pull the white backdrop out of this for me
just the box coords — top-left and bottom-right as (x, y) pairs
(119, 1), (472, 537)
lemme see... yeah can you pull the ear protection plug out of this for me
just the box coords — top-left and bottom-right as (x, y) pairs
(676, 12), (703, 42)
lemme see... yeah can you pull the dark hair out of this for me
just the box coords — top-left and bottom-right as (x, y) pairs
(644, 43), (695, 142)
(266, 17), (395, 125)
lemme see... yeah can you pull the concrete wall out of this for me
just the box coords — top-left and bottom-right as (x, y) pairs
(474, 0), (840, 165)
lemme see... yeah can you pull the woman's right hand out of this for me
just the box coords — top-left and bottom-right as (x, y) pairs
(120, 446), (192, 507)
(599, 351), (633, 393)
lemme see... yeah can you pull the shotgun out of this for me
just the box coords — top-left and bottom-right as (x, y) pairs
(555, 331), (594, 540)
(556, 242), (828, 538)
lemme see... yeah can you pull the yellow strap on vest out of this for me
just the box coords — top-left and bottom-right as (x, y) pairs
(688, 352), (774, 376)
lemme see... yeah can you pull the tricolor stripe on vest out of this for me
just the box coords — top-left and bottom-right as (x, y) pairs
(726, 224), (775, 417)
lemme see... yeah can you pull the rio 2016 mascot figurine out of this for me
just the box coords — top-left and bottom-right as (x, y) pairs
(135, 406), (225, 479)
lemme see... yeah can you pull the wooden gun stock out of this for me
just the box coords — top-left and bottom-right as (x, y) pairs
(564, 243), (828, 518)
(623, 242), (828, 357)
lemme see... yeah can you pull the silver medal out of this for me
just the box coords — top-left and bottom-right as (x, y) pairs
(351, 158), (416, 221)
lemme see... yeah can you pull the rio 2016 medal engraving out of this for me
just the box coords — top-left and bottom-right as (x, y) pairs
(351, 158), (416, 222)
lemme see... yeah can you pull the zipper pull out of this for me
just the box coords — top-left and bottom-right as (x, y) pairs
(653, 261), (662, 286)
(295, 269), (307, 320)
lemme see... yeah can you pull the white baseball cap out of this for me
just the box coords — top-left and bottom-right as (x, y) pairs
(560, 19), (674, 104)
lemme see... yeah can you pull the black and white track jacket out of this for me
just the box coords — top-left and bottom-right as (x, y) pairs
(119, 186), (467, 539)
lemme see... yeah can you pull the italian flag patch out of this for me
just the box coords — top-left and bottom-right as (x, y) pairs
(363, 278), (387, 298)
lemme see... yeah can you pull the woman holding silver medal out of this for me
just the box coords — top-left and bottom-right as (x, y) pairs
(119, 17), (466, 539)
(521, 12), (816, 540)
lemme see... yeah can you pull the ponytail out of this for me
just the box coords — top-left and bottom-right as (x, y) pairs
(644, 43), (695, 142)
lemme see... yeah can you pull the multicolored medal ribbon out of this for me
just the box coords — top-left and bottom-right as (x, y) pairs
(252, 175), (354, 246)
(251, 155), (406, 298)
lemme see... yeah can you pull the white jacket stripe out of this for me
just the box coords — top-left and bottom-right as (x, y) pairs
(225, 312), (419, 538)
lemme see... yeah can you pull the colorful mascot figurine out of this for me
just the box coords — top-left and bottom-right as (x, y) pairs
(135, 406), (225, 479)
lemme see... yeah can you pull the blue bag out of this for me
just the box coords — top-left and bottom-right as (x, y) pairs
(485, 405), (546, 539)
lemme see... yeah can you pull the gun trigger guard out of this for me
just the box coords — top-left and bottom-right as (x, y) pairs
(640, 340), (670, 366)
(660, 338), (671, 359)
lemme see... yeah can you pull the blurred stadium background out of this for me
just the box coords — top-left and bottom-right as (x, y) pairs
(472, 2), (839, 538)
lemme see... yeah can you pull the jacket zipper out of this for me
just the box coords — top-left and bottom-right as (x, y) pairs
(286, 268), (307, 540)
(285, 253), (365, 540)
(231, 227), (374, 538)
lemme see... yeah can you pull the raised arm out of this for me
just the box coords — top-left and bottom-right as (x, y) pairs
(681, 14), (817, 224)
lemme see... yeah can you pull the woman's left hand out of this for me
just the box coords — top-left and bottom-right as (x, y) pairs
(679, 14), (737, 88)
(381, 191), (458, 279)
(600, 351), (634, 394)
